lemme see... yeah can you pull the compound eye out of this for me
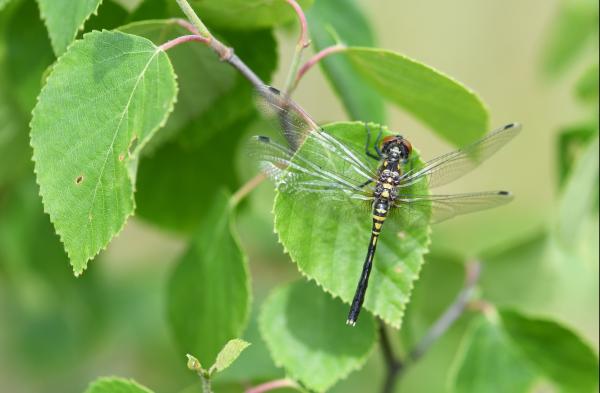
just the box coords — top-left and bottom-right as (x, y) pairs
(400, 139), (412, 155)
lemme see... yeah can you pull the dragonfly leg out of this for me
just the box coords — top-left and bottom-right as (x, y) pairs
(358, 179), (374, 188)
(364, 122), (382, 161)
(374, 125), (383, 157)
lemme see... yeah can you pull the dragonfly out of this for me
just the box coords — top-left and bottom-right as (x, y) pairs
(250, 85), (521, 326)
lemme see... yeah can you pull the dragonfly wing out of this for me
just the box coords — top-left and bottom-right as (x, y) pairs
(395, 191), (514, 224)
(254, 85), (379, 179)
(248, 135), (375, 202)
(400, 123), (521, 189)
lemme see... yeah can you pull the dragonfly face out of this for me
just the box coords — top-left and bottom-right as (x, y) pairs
(381, 135), (412, 164)
(251, 85), (521, 326)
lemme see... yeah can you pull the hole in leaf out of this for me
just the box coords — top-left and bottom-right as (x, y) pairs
(75, 175), (84, 185)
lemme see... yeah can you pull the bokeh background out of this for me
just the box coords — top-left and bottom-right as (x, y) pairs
(0, 0), (597, 392)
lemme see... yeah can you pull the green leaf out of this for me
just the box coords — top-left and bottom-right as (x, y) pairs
(499, 309), (600, 393)
(345, 47), (489, 146)
(134, 28), (277, 233)
(3, 0), (54, 113)
(306, 0), (385, 123)
(83, 377), (154, 393)
(167, 193), (250, 366)
(556, 134), (599, 249)
(213, 338), (251, 373)
(556, 124), (598, 187)
(449, 314), (537, 393)
(135, 121), (245, 233)
(575, 63), (599, 103)
(190, 0), (314, 30)
(259, 280), (376, 392)
(118, 20), (237, 142)
(542, 0), (599, 77)
(30, 30), (178, 274)
(274, 122), (431, 327)
(37, 0), (103, 56)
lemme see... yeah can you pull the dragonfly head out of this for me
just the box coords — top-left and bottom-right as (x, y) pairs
(381, 135), (412, 163)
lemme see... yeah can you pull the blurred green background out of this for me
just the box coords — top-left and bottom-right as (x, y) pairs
(0, 0), (597, 392)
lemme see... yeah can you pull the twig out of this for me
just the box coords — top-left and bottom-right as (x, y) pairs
(291, 44), (346, 92)
(175, 0), (212, 38)
(230, 173), (267, 207)
(408, 261), (482, 362)
(283, 0), (311, 94)
(174, 0), (265, 88)
(379, 323), (403, 393)
(245, 378), (299, 393)
(378, 261), (482, 393)
(159, 34), (208, 51)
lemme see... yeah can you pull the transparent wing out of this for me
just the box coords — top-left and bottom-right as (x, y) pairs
(254, 85), (379, 179)
(248, 135), (375, 201)
(394, 191), (514, 224)
(400, 123), (521, 189)
(249, 85), (378, 200)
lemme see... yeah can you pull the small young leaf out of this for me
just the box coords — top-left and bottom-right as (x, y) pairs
(213, 338), (251, 373)
(449, 314), (537, 393)
(500, 309), (600, 393)
(259, 280), (376, 392)
(167, 193), (250, 366)
(83, 377), (154, 393)
(345, 47), (489, 147)
(273, 122), (431, 327)
(30, 30), (178, 274)
(190, 0), (314, 30)
(307, 0), (386, 123)
(37, 0), (103, 56)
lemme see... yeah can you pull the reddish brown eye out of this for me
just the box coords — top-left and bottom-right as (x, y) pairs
(380, 135), (398, 146)
(401, 139), (412, 154)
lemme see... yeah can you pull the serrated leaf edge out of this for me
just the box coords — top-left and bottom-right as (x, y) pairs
(270, 121), (432, 328)
(37, 0), (104, 57)
(29, 30), (179, 275)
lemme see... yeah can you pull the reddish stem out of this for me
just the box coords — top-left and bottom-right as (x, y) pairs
(172, 18), (201, 35)
(159, 35), (208, 51)
(293, 44), (346, 89)
(245, 379), (299, 393)
(285, 0), (310, 48)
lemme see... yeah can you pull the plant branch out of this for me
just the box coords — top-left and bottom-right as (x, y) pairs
(175, 0), (212, 38)
(245, 378), (299, 393)
(408, 261), (482, 362)
(230, 173), (267, 207)
(200, 373), (213, 393)
(174, 0), (265, 88)
(159, 34), (209, 51)
(283, 0), (311, 94)
(379, 322), (403, 393)
(378, 261), (482, 393)
(291, 44), (346, 93)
